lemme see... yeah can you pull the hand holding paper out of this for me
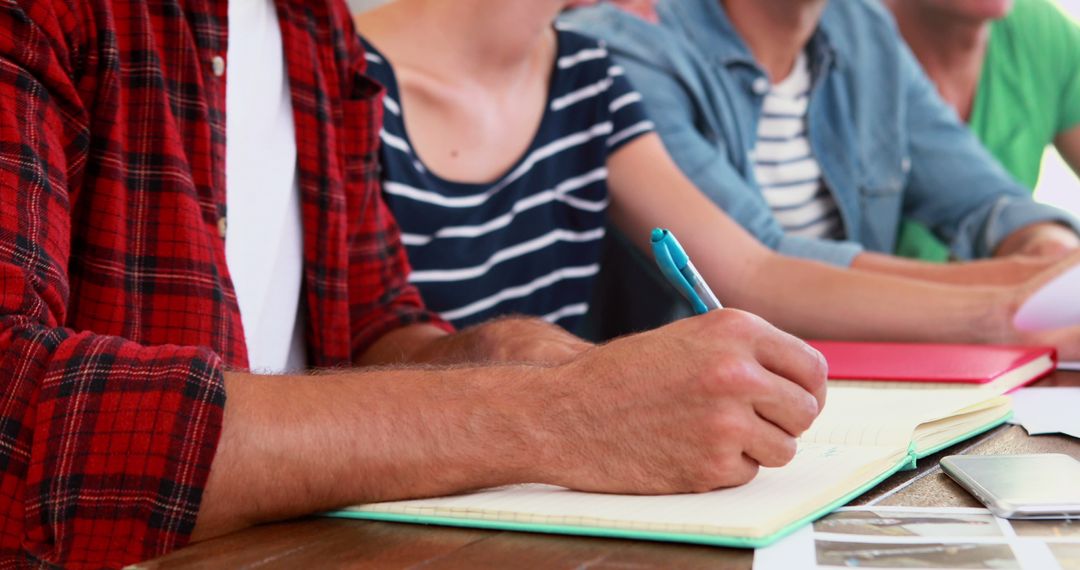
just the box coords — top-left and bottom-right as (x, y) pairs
(1010, 253), (1080, 359)
(1014, 262), (1080, 332)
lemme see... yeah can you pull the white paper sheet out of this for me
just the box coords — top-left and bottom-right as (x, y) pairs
(1008, 388), (1080, 440)
(753, 524), (816, 570)
(1059, 361), (1080, 372)
(753, 506), (1080, 570)
(1014, 264), (1080, 332)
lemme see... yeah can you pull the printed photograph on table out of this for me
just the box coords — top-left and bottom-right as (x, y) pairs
(755, 507), (1080, 570)
(815, 540), (1019, 569)
(1012, 518), (1080, 539)
(1049, 543), (1080, 570)
(812, 509), (1005, 538)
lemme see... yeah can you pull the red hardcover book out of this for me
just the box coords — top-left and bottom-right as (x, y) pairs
(807, 341), (1057, 384)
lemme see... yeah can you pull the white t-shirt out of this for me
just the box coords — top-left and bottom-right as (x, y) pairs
(753, 53), (843, 240)
(225, 0), (306, 374)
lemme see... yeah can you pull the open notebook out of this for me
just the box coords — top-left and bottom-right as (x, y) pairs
(328, 347), (1055, 549)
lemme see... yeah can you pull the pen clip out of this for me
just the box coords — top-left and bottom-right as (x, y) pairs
(652, 229), (710, 315)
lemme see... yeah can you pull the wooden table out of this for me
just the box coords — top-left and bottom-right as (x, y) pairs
(137, 371), (1080, 569)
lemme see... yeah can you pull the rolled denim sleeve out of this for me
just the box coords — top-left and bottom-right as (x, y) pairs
(952, 195), (1080, 260)
(573, 10), (865, 266)
(899, 41), (1080, 259)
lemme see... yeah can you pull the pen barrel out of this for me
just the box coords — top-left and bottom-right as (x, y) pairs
(683, 261), (723, 312)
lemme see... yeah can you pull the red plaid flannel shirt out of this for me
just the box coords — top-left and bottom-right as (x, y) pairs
(0, 0), (447, 566)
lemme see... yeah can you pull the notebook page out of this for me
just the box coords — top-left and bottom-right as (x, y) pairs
(801, 354), (1052, 448)
(801, 384), (1001, 448)
(910, 399), (1011, 455)
(349, 442), (903, 539)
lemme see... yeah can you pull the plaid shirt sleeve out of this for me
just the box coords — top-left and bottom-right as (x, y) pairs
(333, 4), (454, 361)
(347, 156), (455, 358)
(0, 3), (225, 567)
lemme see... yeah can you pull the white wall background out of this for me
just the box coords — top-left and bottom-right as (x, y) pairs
(342, 0), (1080, 216)
(1036, 0), (1080, 216)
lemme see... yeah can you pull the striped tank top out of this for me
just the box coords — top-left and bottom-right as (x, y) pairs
(362, 31), (654, 331)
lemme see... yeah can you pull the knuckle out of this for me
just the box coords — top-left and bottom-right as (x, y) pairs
(711, 451), (741, 479)
(711, 354), (761, 390)
(792, 394), (820, 433)
(713, 309), (761, 335)
(709, 412), (750, 442)
(807, 346), (829, 387)
(772, 437), (798, 466)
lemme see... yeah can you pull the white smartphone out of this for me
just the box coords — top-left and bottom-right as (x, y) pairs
(941, 454), (1080, 519)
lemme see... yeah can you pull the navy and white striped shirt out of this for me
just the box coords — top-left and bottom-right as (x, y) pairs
(363, 31), (654, 330)
(753, 53), (843, 240)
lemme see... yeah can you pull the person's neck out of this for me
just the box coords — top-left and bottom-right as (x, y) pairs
(402, 0), (560, 86)
(722, 0), (827, 82)
(885, 0), (989, 119)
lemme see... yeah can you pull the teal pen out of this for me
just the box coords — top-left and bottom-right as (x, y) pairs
(651, 228), (723, 315)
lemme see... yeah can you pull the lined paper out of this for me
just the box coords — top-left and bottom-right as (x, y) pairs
(800, 355), (1050, 449)
(802, 386), (996, 448)
(351, 443), (902, 539)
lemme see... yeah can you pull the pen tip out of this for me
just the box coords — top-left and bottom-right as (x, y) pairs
(651, 228), (666, 243)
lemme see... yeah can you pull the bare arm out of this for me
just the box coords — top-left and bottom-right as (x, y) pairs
(850, 250), (1055, 286)
(358, 317), (592, 366)
(191, 365), (539, 541)
(605, 134), (1021, 342)
(192, 309), (827, 541)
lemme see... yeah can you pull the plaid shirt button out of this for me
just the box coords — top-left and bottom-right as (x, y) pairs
(217, 216), (227, 238)
(212, 55), (225, 77)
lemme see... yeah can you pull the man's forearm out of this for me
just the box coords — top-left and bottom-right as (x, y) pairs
(195, 319), (591, 539)
(193, 311), (833, 543)
(850, 250), (1052, 286)
(193, 366), (542, 541)
(360, 319), (592, 367)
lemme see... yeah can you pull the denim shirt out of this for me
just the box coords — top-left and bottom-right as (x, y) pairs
(561, 0), (1079, 266)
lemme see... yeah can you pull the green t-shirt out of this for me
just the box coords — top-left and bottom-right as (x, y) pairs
(896, 0), (1080, 261)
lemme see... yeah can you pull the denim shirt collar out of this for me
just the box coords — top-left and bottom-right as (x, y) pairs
(668, 0), (846, 77)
